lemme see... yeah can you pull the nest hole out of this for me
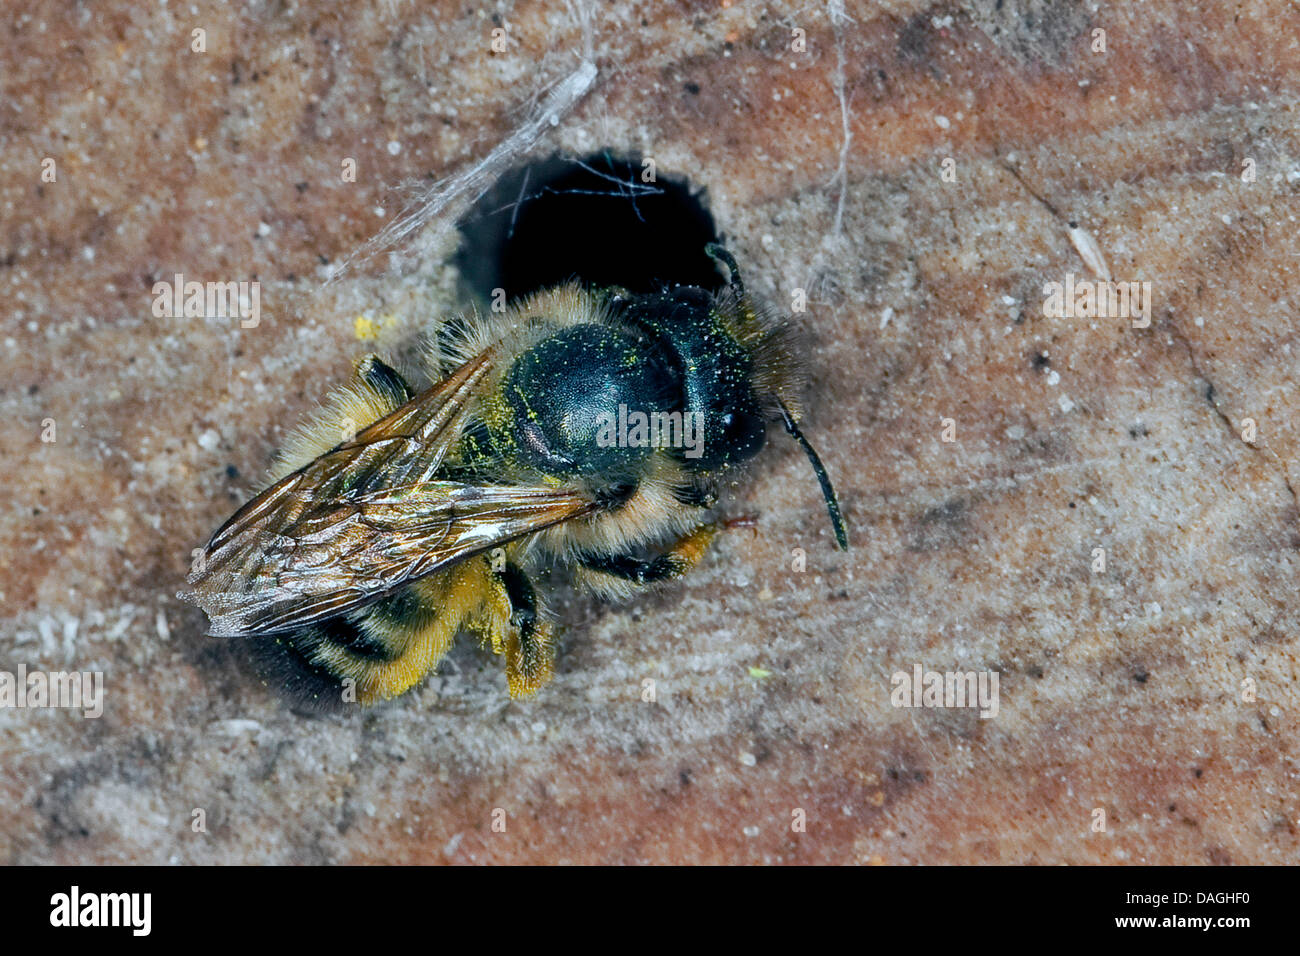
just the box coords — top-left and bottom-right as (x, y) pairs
(455, 151), (723, 303)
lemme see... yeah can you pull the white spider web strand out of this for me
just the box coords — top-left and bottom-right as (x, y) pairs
(329, 59), (598, 283)
(825, 0), (856, 238)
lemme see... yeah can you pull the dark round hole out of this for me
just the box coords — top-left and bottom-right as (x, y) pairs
(455, 151), (723, 303)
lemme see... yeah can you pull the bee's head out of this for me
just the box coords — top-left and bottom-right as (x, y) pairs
(618, 245), (849, 550)
(617, 284), (768, 473)
(495, 246), (848, 551)
(497, 284), (768, 480)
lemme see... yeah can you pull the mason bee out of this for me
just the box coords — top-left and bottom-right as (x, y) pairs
(180, 245), (847, 708)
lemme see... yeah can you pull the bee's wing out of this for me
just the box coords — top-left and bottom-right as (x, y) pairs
(184, 482), (595, 636)
(180, 352), (598, 636)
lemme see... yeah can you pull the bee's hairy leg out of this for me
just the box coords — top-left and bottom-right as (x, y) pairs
(355, 353), (414, 405)
(671, 479), (718, 508)
(579, 522), (721, 587)
(482, 558), (556, 699)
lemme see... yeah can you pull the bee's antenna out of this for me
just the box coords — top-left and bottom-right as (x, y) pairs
(704, 243), (746, 299)
(778, 400), (849, 550)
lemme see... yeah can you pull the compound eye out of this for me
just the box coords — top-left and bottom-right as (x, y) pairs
(684, 406), (764, 471)
(720, 409), (766, 460)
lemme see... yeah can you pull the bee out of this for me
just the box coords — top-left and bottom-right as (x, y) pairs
(180, 245), (847, 708)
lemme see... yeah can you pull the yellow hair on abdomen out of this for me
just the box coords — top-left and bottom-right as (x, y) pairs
(312, 562), (492, 704)
(267, 368), (407, 481)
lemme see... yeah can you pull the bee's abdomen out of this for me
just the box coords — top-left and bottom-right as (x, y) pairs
(316, 615), (400, 661)
(247, 625), (354, 712)
(248, 590), (415, 711)
(248, 568), (484, 708)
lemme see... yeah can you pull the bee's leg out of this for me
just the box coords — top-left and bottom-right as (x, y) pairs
(479, 557), (556, 699)
(578, 522), (719, 587)
(355, 353), (414, 404)
(671, 479), (718, 509)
